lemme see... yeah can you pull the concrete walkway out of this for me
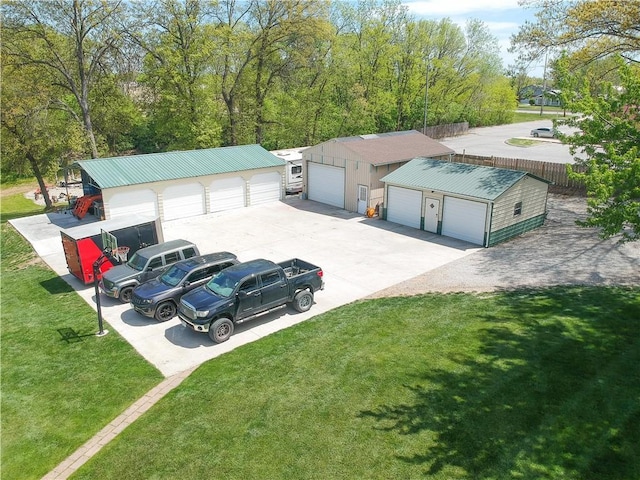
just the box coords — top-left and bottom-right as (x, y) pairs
(42, 367), (196, 480)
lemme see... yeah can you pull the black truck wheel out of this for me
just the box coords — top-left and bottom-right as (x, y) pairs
(209, 318), (234, 343)
(154, 301), (177, 322)
(120, 286), (134, 303)
(293, 290), (313, 313)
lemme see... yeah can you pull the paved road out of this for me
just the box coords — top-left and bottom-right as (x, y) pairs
(440, 119), (580, 164)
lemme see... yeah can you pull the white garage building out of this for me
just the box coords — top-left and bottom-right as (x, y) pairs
(74, 145), (286, 221)
(381, 158), (550, 247)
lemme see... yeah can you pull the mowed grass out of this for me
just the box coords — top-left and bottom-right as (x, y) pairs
(0, 193), (164, 479)
(73, 287), (640, 479)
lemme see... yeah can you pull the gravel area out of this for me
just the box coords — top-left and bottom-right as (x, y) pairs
(368, 193), (640, 297)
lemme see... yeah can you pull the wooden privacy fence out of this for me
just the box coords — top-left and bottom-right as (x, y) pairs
(422, 122), (469, 139)
(452, 153), (587, 190)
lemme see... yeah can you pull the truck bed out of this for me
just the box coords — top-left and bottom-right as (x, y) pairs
(278, 258), (320, 278)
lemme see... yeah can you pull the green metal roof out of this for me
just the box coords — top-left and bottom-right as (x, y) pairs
(74, 145), (285, 189)
(381, 158), (539, 201)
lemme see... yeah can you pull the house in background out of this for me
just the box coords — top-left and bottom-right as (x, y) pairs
(381, 158), (551, 247)
(301, 130), (454, 214)
(518, 85), (562, 107)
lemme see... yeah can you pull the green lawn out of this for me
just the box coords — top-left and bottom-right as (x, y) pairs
(2, 184), (638, 480)
(71, 288), (640, 480)
(0, 193), (164, 480)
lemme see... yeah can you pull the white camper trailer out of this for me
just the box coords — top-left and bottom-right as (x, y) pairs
(272, 148), (305, 195)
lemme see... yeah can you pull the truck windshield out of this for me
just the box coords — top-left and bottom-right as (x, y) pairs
(126, 253), (149, 271)
(160, 265), (188, 287)
(206, 272), (238, 297)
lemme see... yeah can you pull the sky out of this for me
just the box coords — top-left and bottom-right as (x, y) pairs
(402, 0), (545, 77)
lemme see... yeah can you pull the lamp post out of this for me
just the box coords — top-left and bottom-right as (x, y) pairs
(92, 250), (113, 337)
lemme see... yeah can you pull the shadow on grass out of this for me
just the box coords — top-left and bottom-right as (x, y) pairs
(360, 287), (640, 479)
(40, 276), (76, 295)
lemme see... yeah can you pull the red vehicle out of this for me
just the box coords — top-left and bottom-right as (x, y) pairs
(61, 216), (163, 285)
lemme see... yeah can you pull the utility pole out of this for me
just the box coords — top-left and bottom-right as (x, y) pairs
(540, 48), (548, 116)
(423, 57), (430, 134)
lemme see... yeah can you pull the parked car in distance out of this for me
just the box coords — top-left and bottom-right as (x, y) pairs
(131, 252), (239, 321)
(100, 239), (199, 303)
(530, 127), (556, 138)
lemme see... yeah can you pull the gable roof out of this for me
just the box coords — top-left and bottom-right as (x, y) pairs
(305, 130), (454, 166)
(381, 158), (549, 201)
(74, 145), (285, 189)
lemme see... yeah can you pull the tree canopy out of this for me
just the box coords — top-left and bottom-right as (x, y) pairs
(556, 58), (640, 242)
(2, 0), (515, 186)
(511, 0), (640, 76)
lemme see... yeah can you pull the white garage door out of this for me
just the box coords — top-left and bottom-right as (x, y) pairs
(308, 163), (345, 208)
(163, 183), (205, 221)
(249, 172), (282, 206)
(210, 177), (245, 212)
(109, 189), (158, 219)
(386, 186), (422, 229)
(442, 196), (487, 245)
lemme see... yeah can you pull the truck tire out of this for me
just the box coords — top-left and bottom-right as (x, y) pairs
(293, 290), (313, 313)
(209, 318), (234, 343)
(120, 286), (134, 303)
(154, 301), (177, 322)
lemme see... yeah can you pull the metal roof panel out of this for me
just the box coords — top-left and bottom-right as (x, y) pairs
(75, 145), (285, 189)
(381, 158), (528, 201)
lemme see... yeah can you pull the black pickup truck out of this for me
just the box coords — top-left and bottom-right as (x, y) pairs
(178, 258), (324, 343)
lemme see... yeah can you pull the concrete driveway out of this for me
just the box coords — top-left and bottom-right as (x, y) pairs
(11, 198), (478, 376)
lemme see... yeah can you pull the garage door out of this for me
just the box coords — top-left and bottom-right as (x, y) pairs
(442, 196), (487, 245)
(307, 163), (345, 208)
(108, 189), (158, 219)
(163, 183), (205, 221)
(249, 172), (282, 206)
(210, 177), (245, 212)
(386, 186), (422, 229)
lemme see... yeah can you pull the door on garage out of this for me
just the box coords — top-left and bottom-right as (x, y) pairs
(163, 183), (205, 221)
(307, 163), (345, 208)
(441, 196), (487, 245)
(210, 177), (245, 212)
(423, 197), (440, 233)
(109, 190), (158, 219)
(249, 172), (281, 206)
(357, 185), (368, 215)
(386, 186), (422, 229)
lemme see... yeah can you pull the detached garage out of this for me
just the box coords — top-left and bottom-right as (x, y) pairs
(381, 158), (550, 247)
(302, 130), (454, 213)
(74, 145), (285, 221)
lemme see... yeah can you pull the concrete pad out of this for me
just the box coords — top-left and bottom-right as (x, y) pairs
(10, 198), (479, 377)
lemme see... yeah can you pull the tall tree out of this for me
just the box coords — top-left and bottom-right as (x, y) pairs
(1, 59), (83, 208)
(511, 0), (640, 80)
(2, 0), (128, 158)
(129, 0), (224, 151)
(557, 58), (640, 242)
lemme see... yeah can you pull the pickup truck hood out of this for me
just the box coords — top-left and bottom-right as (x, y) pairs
(102, 264), (139, 283)
(133, 278), (173, 299)
(181, 286), (232, 313)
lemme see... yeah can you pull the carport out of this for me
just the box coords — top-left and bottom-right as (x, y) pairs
(75, 145), (285, 221)
(381, 158), (550, 246)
